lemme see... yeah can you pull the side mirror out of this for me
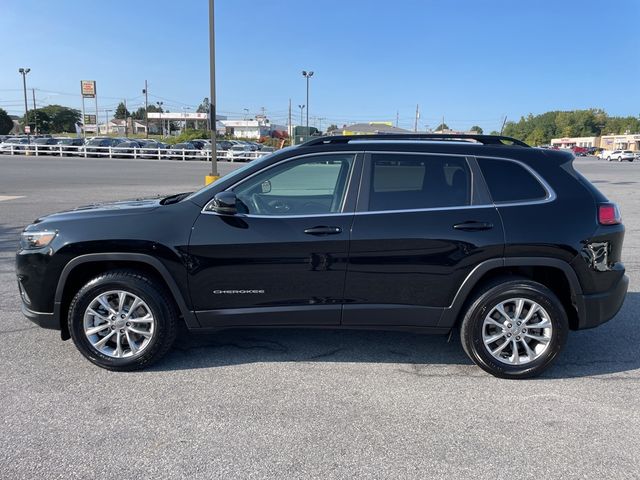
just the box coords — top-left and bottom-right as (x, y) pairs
(211, 191), (238, 215)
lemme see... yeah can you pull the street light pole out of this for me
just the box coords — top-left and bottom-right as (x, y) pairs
(207, 0), (219, 183)
(302, 70), (314, 134)
(156, 101), (164, 136)
(18, 68), (30, 142)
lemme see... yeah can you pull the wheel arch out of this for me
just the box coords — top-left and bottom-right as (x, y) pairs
(440, 257), (584, 330)
(55, 253), (198, 339)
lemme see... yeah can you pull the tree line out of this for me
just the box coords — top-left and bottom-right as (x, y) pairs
(496, 109), (640, 146)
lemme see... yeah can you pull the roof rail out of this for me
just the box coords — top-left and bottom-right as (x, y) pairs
(301, 133), (530, 148)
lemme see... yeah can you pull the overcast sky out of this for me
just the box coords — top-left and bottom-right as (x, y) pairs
(1, 0), (638, 132)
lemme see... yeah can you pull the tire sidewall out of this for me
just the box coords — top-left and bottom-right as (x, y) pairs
(69, 276), (170, 369)
(464, 282), (568, 379)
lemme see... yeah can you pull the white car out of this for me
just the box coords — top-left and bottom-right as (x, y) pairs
(226, 144), (253, 162)
(606, 150), (635, 162)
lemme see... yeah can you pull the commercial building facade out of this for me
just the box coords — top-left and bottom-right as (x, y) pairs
(550, 136), (600, 148)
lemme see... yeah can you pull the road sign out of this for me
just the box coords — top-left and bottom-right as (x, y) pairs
(84, 114), (97, 124)
(24, 126), (31, 134)
(81, 80), (96, 98)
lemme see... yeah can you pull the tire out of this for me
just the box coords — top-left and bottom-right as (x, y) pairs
(618, 157), (622, 162)
(68, 270), (178, 371)
(460, 278), (568, 379)
(607, 156), (611, 162)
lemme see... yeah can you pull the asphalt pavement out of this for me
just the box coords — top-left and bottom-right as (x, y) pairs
(0, 154), (639, 479)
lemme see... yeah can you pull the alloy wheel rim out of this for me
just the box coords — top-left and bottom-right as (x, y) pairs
(83, 290), (155, 359)
(482, 297), (553, 365)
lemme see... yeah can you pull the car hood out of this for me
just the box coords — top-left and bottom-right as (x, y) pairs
(31, 197), (163, 225)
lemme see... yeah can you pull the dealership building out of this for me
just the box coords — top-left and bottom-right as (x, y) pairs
(550, 134), (640, 151)
(550, 136), (600, 148)
(599, 134), (640, 152)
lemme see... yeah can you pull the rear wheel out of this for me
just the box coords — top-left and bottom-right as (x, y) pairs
(460, 279), (568, 379)
(68, 270), (178, 371)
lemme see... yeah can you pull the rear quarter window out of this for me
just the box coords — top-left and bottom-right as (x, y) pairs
(478, 157), (548, 203)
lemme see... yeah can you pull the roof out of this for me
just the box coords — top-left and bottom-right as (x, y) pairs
(339, 122), (411, 135)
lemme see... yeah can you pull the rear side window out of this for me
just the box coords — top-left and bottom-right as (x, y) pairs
(368, 154), (471, 211)
(478, 158), (547, 203)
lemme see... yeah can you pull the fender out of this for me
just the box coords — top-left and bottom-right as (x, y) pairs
(438, 256), (584, 328)
(54, 253), (199, 330)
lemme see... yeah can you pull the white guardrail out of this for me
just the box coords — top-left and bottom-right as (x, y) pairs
(0, 144), (271, 162)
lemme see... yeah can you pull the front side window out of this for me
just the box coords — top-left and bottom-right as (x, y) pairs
(367, 154), (471, 211)
(233, 154), (355, 216)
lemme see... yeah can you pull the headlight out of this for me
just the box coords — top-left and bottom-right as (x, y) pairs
(20, 230), (57, 250)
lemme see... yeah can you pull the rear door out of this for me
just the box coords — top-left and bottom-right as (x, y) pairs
(343, 151), (504, 327)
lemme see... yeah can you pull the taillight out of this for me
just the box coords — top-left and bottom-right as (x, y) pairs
(598, 203), (621, 225)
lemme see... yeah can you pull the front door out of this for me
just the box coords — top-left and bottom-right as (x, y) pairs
(189, 152), (361, 327)
(343, 151), (504, 327)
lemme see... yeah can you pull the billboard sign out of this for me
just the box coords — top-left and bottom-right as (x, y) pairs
(81, 80), (96, 98)
(84, 114), (97, 124)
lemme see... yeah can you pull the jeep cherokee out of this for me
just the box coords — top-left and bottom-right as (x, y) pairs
(16, 134), (628, 378)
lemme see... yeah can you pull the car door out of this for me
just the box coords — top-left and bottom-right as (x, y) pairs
(188, 152), (362, 327)
(342, 151), (504, 327)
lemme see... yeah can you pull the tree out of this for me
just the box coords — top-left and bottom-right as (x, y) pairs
(0, 108), (13, 135)
(435, 123), (449, 131)
(470, 125), (483, 134)
(39, 105), (80, 133)
(114, 102), (130, 120)
(23, 109), (51, 134)
(326, 124), (338, 132)
(196, 97), (210, 114)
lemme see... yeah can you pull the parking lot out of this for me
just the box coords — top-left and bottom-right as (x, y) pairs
(1, 154), (639, 479)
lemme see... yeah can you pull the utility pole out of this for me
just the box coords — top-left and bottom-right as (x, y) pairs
(442, 115), (445, 132)
(104, 109), (111, 135)
(207, 0), (219, 181)
(396, 110), (399, 128)
(31, 89), (38, 135)
(156, 101), (164, 136)
(298, 105), (305, 135)
(124, 99), (128, 137)
(288, 99), (292, 145)
(317, 116), (326, 133)
(500, 115), (508, 135)
(143, 80), (149, 138)
(414, 104), (419, 132)
(18, 68), (30, 142)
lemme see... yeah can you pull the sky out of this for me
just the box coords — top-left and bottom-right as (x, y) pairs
(1, 0), (639, 133)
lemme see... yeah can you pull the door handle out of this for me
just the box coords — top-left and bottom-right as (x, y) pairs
(453, 221), (494, 231)
(304, 226), (342, 235)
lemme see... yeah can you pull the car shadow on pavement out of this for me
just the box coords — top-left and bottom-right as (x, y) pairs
(153, 292), (640, 379)
(0, 224), (21, 255)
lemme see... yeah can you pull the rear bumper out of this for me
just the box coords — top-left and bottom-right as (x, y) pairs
(576, 274), (628, 329)
(21, 303), (59, 330)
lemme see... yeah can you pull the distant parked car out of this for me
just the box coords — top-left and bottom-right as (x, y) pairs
(226, 144), (253, 161)
(113, 140), (145, 158)
(167, 142), (199, 160)
(54, 137), (85, 156)
(138, 140), (169, 159)
(0, 137), (30, 153)
(84, 137), (121, 157)
(33, 137), (59, 154)
(607, 150), (635, 162)
(217, 140), (233, 151)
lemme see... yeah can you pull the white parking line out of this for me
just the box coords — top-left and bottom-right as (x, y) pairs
(0, 195), (25, 202)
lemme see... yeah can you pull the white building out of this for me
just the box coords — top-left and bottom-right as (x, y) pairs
(221, 119), (272, 139)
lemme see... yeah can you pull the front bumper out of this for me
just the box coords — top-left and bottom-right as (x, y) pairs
(21, 303), (58, 330)
(576, 274), (629, 329)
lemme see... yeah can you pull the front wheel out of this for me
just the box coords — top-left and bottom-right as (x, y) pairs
(460, 279), (568, 379)
(68, 270), (178, 371)
(607, 157), (612, 161)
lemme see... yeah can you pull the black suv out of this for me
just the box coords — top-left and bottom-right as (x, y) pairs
(16, 134), (628, 378)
